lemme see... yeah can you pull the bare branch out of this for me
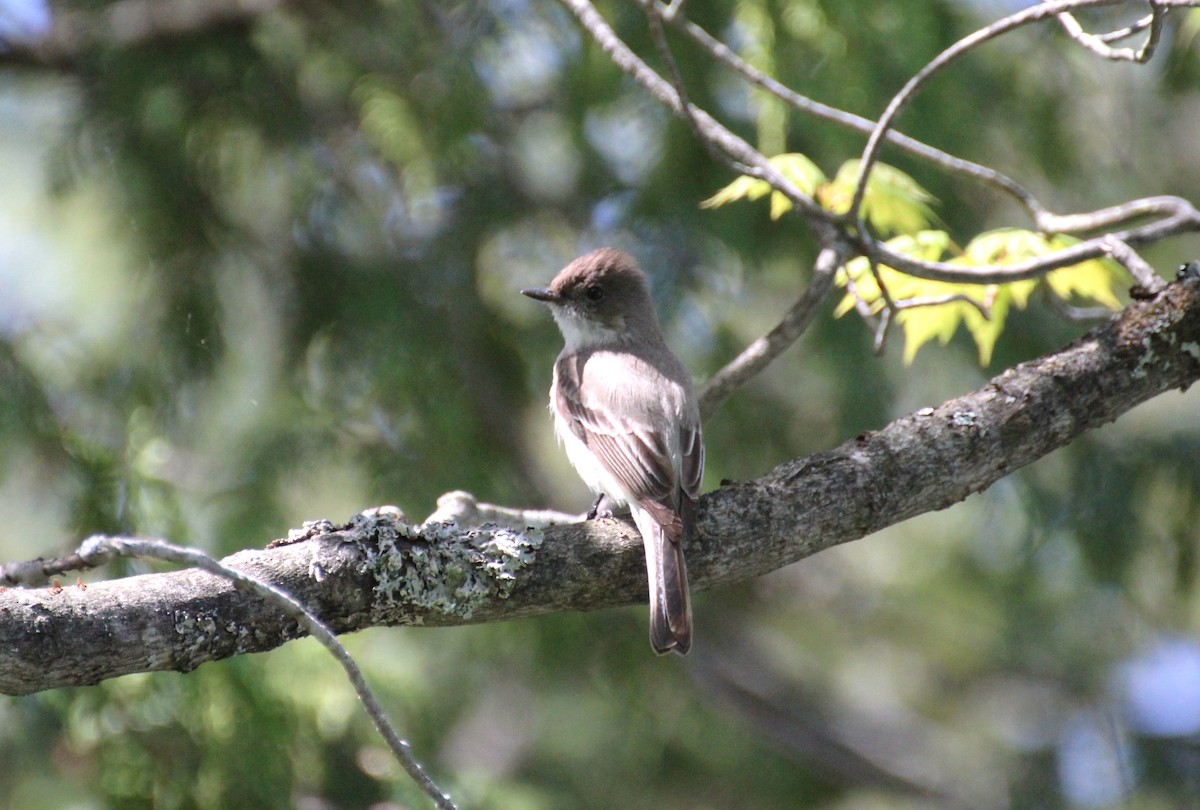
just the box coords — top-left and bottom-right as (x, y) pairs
(658, 1), (1049, 219)
(851, 0), (1195, 240)
(422, 491), (582, 530)
(698, 243), (845, 418)
(0, 551), (94, 587)
(0, 0), (286, 68)
(842, 269), (881, 321)
(1056, 2), (1166, 62)
(74, 534), (456, 810)
(641, 0), (753, 175)
(1101, 236), (1165, 292)
(1044, 291), (1115, 321)
(1094, 10), (1159, 41)
(849, 0), (1195, 252)
(871, 195), (1200, 284)
(598, 0), (1198, 291)
(894, 293), (992, 319)
(835, 268), (895, 355)
(827, 263), (998, 357)
(1036, 194), (1195, 234)
(557, 0), (832, 222)
(4, 271), (1199, 697)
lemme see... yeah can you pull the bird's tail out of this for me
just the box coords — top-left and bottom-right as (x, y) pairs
(635, 504), (692, 655)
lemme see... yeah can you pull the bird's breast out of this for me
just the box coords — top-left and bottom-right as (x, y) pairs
(550, 395), (633, 507)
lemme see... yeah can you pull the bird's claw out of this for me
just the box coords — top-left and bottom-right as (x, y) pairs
(586, 493), (615, 521)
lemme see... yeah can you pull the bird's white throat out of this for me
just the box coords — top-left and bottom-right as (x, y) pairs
(550, 306), (626, 353)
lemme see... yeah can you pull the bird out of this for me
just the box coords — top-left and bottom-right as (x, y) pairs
(522, 248), (703, 655)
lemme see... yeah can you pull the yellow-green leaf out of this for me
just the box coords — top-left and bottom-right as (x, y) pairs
(770, 152), (826, 195)
(896, 300), (968, 364)
(836, 231), (1011, 364)
(834, 231), (955, 315)
(699, 174), (772, 209)
(699, 153), (826, 219)
(819, 160), (939, 236)
(881, 230), (953, 265)
(961, 228), (1050, 265)
(1044, 236), (1122, 309)
(960, 291), (1007, 366)
(962, 229), (1122, 310)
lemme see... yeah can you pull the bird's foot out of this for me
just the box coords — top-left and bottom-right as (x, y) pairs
(586, 493), (616, 521)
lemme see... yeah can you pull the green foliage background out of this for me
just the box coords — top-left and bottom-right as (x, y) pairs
(2, 1), (1200, 807)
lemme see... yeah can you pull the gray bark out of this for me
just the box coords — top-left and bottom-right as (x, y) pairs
(2, 272), (1199, 696)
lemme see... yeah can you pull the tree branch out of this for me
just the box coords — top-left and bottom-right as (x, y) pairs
(4, 269), (1199, 697)
(1056, 2), (1165, 62)
(566, 0), (1200, 422)
(849, 0), (1194, 224)
(871, 194), (1200, 284)
(557, 0), (831, 222)
(657, 0), (1049, 218)
(835, 0), (1200, 284)
(73, 533), (456, 810)
(0, 0), (286, 69)
(698, 242), (845, 419)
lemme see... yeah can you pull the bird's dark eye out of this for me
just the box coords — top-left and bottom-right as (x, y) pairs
(584, 285), (605, 302)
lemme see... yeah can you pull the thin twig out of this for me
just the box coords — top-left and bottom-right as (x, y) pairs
(841, 280), (994, 356)
(849, 253), (898, 354)
(1037, 194), (1195, 234)
(698, 243), (845, 418)
(565, 0), (1200, 294)
(894, 293), (992, 319)
(870, 194), (1200, 285)
(75, 535), (458, 810)
(837, 268), (892, 352)
(872, 307), (894, 355)
(700, 0), (1196, 284)
(1095, 10), (1157, 41)
(1043, 290), (1115, 321)
(642, 0), (752, 173)
(1101, 236), (1165, 292)
(842, 271), (882, 321)
(557, 0), (829, 221)
(0, 552), (96, 586)
(850, 0), (1192, 237)
(1056, 2), (1165, 62)
(865, 255), (899, 316)
(658, 2), (1049, 219)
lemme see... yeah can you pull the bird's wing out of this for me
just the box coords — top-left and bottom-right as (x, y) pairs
(679, 421), (704, 501)
(554, 351), (684, 522)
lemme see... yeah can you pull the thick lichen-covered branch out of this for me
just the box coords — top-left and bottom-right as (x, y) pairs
(2, 271), (1199, 697)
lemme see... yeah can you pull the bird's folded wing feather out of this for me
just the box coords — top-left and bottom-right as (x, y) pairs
(555, 350), (694, 526)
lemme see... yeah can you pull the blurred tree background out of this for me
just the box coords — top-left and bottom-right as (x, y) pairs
(2, 0), (1200, 807)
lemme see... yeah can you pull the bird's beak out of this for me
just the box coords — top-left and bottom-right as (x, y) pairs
(521, 287), (560, 303)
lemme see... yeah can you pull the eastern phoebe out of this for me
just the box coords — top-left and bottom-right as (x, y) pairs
(522, 248), (704, 655)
